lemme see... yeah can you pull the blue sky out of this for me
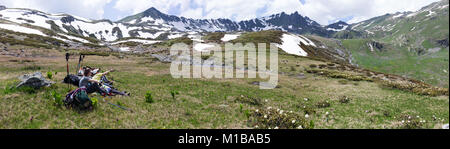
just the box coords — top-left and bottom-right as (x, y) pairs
(0, 0), (441, 25)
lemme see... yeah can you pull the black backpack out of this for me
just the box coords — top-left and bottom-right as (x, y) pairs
(63, 74), (81, 87)
(64, 88), (93, 111)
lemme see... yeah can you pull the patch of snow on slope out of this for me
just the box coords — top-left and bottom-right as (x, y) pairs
(363, 21), (374, 28)
(426, 11), (435, 17)
(221, 34), (240, 42)
(367, 43), (374, 52)
(188, 35), (204, 42)
(119, 47), (130, 52)
(327, 25), (348, 32)
(351, 23), (362, 30)
(112, 39), (160, 45)
(365, 30), (375, 35)
(0, 23), (46, 36)
(299, 35), (316, 47)
(276, 34), (308, 56)
(407, 12), (418, 18)
(57, 33), (90, 43)
(392, 13), (404, 19)
(194, 43), (215, 52)
(168, 34), (183, 39)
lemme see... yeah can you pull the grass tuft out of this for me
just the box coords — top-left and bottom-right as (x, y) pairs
(249, 108), (312, 129)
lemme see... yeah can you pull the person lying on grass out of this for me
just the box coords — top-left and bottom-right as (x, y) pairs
(101, 84), (130, 96)
(79, 69), (108, 96)
(92, 68), (130, 96)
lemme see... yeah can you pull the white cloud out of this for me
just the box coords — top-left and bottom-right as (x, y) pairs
(0, 0), (112, 19)
(114, 0), (441, 24)
(298, 0), (441, 24)
(0, 0), (442, 24)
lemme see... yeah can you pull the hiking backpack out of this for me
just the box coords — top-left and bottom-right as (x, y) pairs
(64, 88), (93, 110)
(63, 74), (81, 87)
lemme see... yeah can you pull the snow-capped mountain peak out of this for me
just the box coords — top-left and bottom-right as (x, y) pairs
(326, 21), (349, 32)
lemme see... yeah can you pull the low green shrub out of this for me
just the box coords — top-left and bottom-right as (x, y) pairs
(170, 90), (179, 100)
(338, 96), (351, 104)
(306, 68), (373, 82)
(248, 107), (312, 129)
(397, 114), (424, 129)
(381, 80), (449, 97)
(315, 100), (331, 108)
(47, 71), (53, 80)
(145, 91), (154, 103)
(50, 90), (63, 106)
(235, 95), (262, 106)
(91, 98), (98, 107)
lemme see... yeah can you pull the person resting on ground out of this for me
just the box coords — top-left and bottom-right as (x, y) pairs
(78, 66), (93, 76)
(92, 69), (130, 96)
(102, 84), (130, 96)
(79, 69), (108, 96)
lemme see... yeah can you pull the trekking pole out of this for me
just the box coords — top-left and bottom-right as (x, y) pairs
(107, 102), (133, 112)
(65, 53), (70, 91)
(77, 54), (84, 75)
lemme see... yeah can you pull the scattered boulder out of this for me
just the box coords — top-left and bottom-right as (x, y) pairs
(250, 81), (260, 86)
(107, 45), (121, 52)
(368, 41), (384, 52)
(297, 73), (306, 79)
(437, 38), (449, 48)
(134, 45), (145, 51)
(16, 72), (54, 89)
(151, 54), (173, 63)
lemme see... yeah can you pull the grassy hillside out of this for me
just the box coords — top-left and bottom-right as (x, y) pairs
(342, 39), (449, 88)
(0, 46), (448, 129)
(338, 0), (449, 88)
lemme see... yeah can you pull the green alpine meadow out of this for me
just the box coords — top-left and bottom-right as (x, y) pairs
(0, 0), (448, 129)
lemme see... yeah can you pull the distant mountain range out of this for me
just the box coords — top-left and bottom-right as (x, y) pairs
(119, 7), (332, 36)
(0, 5), (339, 42)
(0, 0), (448, 44)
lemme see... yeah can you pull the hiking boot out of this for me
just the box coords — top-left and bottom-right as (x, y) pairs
(124, 91), (131, 96)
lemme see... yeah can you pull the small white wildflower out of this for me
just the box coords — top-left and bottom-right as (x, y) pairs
(279, 110), (284, 114)
(255, 109), (259, 113)
(408, 120), (411, 123)
(268, 127), (271, 129)
(297, 125), (303, 129)
(255, 125), (259, 128)
(289, 111), (293, 113)
(264, 115), (268, 119)
(402, 120), (405, 123)
(304, 98), (308, 101)
(277, 109), (280, 112)
(292, 120), (296, 124)
(267, 107), (272, 110)
(265, 99), (268, 102)
(274, 126), (279, 129)
(325, 112), (329, 115)
(416, 116), (420, 118)
(305, 114), (309, 118)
